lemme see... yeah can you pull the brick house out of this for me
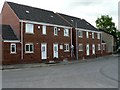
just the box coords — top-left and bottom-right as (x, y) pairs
(1, 25), (21, 64)
(100, 29), (116, 54)
(57, 13), (103, 59)
(1, 2), (108, 65)
(1, 2), (73, 64)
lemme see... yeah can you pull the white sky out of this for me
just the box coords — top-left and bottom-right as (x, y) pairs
(0, 0), (119, 28)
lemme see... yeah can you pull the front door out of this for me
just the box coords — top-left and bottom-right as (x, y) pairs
(41, 43), (47, 59)
(92, 44), (95, 54)
(86, 44), (89, 55)
(53, 44), (58, 58)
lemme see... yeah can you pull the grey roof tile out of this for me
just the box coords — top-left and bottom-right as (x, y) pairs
(0, 25), (18, 40)
(57, 13), (98, 31)
(7, 2), (71, 27)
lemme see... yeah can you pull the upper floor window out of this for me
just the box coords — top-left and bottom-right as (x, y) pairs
(78, 31), (83, 38)
(25, 43), (34, 53)
(98, 44), (101, 50)
(92, 32), (94, 39)
(64, 28), (69, 36)
(64, 44), (69, 52)
(10, 43), (16, 54)
(54, 27), (58, 36)
(25, 23), (34, 33)
(79, 44), (83, 51)
(86, 32), (89, 38)
(42, 25), (46, 35)
(97, 33), (100, 39)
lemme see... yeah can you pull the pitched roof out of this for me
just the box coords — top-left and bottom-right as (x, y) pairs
(0, 25), (18, 40)
(7, 2), (71, 27)
(57, 13), (98, 31)
(99, 29), (117, 38)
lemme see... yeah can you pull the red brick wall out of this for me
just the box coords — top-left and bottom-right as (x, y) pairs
(2, 42), (21, 65)
(1, 2), (20, 39)
(73, 30), (102, 60)
(22, 23), (71, 63)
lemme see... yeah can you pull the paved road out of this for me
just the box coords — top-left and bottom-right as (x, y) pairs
(2, 55), (119, 88)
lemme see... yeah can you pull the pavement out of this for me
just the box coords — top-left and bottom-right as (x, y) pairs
(1, 54), (119, 70)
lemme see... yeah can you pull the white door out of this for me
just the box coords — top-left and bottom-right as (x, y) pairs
(92, 44), (95, 54)
(86, 44), (89, 55)
(41, 43), (47, 59)
(53, 44), (58, 58)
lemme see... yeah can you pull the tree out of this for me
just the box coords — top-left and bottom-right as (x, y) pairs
(96, 15), (116, 35)
(96, 15), (119, 52)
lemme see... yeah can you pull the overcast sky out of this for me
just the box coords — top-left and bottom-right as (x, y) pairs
(0, 0), (119, 28)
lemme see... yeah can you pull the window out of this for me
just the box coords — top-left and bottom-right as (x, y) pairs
(92, 32), (94, 39)
(25, 23), (34, 33)
(86, 32), (89, 38)
(103, 44), (105, 50)
(78, 31), (83, 38)
(10, 43), (16, 54)
(54, 27), (58, 35)
(25, 43), (34, 53)
(79, 44), (83, 51)
(98, 44), (101, 50)
(42, 25), (46, 35)
(64, 44), (69, 52)
(64, 28), (69, 36)
(97, 33), (100, 39)
(92, 44), (95, 54)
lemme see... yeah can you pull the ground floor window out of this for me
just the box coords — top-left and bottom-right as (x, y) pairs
(25, 43), (34, 53)
(102, 44), (105, 50)
(92, 44), (95, 54)
(79, 44), (83, 51)
(98, 44), (101, 50)
(64, 44), (69, 52)
(10, 43), (16, 54)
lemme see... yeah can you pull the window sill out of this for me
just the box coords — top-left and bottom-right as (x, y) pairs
(10, 52), (17, 54)
(25, 33), (34, 34)
(54, 35), (58, 36)
(79, 50), (83, 52)
(25, 52), (34, 54)
(64, 36), (69, 37)
(78, 36), (82, 38)
(64, 50), (69, 52)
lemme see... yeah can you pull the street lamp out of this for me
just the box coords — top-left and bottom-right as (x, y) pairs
(71, 19), (79, 60)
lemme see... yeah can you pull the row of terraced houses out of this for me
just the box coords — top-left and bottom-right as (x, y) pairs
(0, 2), (110, 65)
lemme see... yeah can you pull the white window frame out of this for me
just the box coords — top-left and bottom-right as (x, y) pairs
(25, 43), (34, 53)
(102, 44), (105, 50)
(78, 31), (83, 38)
(98, 44), (101, 50)
(86, 44), (90, 55)
(54, 27), (58, 36)
(86, 32), (89, 38)
(92, 32), (94, 39)
(42, 25), (46, 35)
(64, 28), (69, 37)
(92, 44), (95, 54)
(10, 43), (16, 54)
(64, 44), (69, 52)
(79, 44), (83, 51)
(97, 33), (100, 39)
(25, 23), (34, 34)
